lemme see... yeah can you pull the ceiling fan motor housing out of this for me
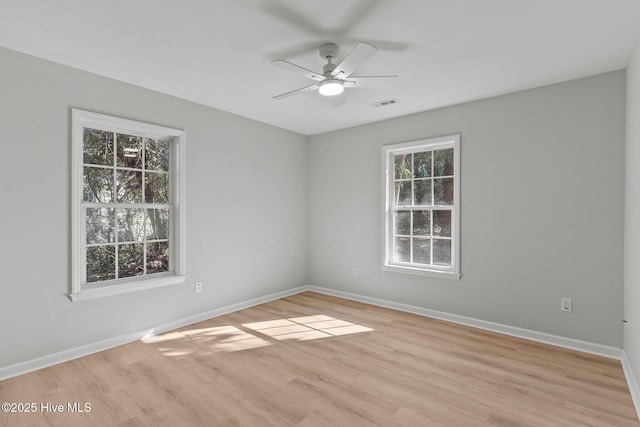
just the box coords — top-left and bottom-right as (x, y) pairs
(319, 43), (339, 60)
(320, 43), (339, 76)
(323, 63), (337, 75)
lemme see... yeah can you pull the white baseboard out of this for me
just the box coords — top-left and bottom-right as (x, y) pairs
(622, 351), (640, 421)
(0, 286), (306, 381)
(305, 285), (623, 360)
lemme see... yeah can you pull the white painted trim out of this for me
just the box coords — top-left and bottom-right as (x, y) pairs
(305, 285), (623, 360)
(0, 286), (306, 381)
(381, 134), (461, 277)
(70, 108), (187, 300)
(621, 351), (640, 421)
(381, 264), (462, 280)
(69, 275), (187, 301)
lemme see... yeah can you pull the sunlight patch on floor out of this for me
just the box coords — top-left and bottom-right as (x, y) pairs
(142, 325), (271, 355)
(143, 315), (373, 356)
(243, 315), (374, 341)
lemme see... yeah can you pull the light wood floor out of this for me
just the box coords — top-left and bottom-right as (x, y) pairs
(1, 291), (638, 426)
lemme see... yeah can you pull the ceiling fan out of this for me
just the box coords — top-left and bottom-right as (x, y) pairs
(271, 42), (397, 106)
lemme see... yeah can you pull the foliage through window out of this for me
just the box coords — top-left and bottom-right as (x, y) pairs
(72, 110), (186, 301)
(382, 135), (461, 279)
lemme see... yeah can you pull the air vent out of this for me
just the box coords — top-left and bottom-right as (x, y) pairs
(371, 98), (399, 108)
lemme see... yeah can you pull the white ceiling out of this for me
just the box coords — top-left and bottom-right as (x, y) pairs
(1, 0), (640, 135)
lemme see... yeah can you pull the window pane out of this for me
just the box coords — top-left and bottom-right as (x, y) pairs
(116, 170), (143, 203)
(86, 208), (115, 244)
(83, 128), (113, 166)
(147, 242), (169, 274)
(146, 208), (169, 240)
(434, 148), (454, 177)
(413, 151), (431, 178)
(433, 210), (452, 237)
(116, 134), (143, 169)
(83, 167), (113, 203)
(414, 180), (432, 205)
(145, 138), (170, 172)
(394, 154), (412, 180)
(118, 243), (144, 278)
(145, 172), (169, 204)
(433, 178), (453, 205)
(395, 181), (412, 206)
(413, 210), (430, 236)
(117, 209), (145, 242)
(87, 245), (115, 283)
(394, 237), (410, 262)
(433, 239), (452, 266)
(413, 238), (431, 264)
(394, 211), (410, 235)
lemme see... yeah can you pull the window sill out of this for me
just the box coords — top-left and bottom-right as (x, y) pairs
(382, 264), (462, 280)
(69, 274), (187, 302)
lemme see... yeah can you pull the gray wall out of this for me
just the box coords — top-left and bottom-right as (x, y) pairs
(308, 71), (626, 347)
(0, 47), (308, 367)
(0, 44), (628, 370)
(625, 37), (640, 387)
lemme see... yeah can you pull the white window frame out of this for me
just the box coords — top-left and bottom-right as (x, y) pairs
(381, 134), (461, 280)
(71, 109), (186, 301)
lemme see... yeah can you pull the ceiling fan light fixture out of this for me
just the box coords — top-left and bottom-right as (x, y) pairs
(318, 79), (344, 96)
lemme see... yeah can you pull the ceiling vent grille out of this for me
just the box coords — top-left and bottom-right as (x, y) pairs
(371, 98), (399, 108)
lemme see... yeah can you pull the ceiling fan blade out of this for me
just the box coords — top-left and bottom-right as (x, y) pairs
(349, 75), (398, 88)
(273, 84), (319, 100)
(267, 41), (323, 64)
(329, 93), (346, 108)
(261, 1), (381, 39)
(350, 75), (398, 79)
(261, 2), (326, 37)
(331, 42), (378, 79)
(271, 60), (324, 81)
(348, 39), (409, 52)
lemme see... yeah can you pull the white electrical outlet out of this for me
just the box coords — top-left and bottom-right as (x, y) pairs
(195, 281), (203, 293)
(352, 268), (359, 278)
(560, 298), (572, 312)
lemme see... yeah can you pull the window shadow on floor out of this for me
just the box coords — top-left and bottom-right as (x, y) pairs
(141, 314), (374, 357)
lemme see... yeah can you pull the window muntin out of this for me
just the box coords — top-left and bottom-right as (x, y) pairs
(383, 135), (460, 279)
(71, 110), (186, 301)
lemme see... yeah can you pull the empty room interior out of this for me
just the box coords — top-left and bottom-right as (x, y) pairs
(3, 1), (640, 426)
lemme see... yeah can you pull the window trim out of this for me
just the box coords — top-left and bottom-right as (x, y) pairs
(381, 134), (462, 280)
(70, 109), (187, 301)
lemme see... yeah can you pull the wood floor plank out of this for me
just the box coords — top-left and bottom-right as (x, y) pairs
(0, 291), (637, 426)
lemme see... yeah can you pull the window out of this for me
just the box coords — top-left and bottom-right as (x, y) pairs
(71, 109), (186, 301)
(382, 135), (461, 279)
